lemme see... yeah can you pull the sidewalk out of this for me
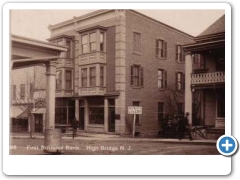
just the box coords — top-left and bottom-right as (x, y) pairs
(10, 131), (217, 145)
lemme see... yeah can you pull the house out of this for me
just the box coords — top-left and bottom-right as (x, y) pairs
(183, 15), (225, 138)
(47, 9), (194, 136)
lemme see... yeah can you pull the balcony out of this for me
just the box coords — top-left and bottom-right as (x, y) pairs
(79, 86), (106, 96)
(191, 72), (225, 85)
(79, 52), (106, 65)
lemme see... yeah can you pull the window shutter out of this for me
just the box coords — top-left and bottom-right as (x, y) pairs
(164, 70), (167, 88)
(181, 47), (185, 62)
(131, 66), (133, 85)
(156, 40), (159, 57)
(140, 67), (144, 87)
(164, 41), (167, 58)
(176, 45), (178, 61)
(175, 72), (178, 90)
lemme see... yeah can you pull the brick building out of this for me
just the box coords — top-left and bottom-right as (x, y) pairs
(47, 9), (194, 136)
(183, 15), (225, 138)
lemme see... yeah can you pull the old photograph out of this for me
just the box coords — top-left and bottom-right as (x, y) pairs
(10, 9), (225, 155)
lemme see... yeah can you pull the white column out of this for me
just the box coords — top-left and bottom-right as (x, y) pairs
(185, 53), (193, 126)
(45, 61), (56, 129)
(104, 98), (109, 133)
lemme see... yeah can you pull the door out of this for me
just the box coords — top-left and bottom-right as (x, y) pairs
(35, 114), (43, 132)
(108, 107), (115, 132)
(79, 107), (85, 130)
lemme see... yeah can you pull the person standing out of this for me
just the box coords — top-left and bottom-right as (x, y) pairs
(72, 117), (78, 139)
(178, 113), (193, 140)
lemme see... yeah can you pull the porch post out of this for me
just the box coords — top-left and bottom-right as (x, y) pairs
(45, 61), (56, 129)
(104, 98), (109, 133)
(185, 52), (193, 126)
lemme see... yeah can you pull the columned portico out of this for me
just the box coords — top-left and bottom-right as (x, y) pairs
(184, 52), (193, 126)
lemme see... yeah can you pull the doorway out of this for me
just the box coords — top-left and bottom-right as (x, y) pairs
(79, 107), (85, 130)
(35, 114), (43, 132)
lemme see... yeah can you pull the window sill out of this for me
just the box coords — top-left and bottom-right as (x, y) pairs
(130, 86), (143, 89)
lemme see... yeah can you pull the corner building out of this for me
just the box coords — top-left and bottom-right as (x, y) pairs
(48, 10), (194, 135)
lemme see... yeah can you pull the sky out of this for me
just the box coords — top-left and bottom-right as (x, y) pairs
(10, 9), (225, 41)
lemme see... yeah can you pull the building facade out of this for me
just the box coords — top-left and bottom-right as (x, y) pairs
(47, 10), (194, 136)
(183, 15), (225, 138)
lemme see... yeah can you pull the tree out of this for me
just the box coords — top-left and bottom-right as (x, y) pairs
(11, 66), (46, 138)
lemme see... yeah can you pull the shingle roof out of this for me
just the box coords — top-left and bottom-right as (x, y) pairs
(198, 14), (225, 37)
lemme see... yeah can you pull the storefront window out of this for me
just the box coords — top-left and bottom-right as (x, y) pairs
(89, 98), (104, 124)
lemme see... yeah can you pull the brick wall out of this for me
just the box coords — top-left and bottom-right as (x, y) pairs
(124, 11), (195, 135)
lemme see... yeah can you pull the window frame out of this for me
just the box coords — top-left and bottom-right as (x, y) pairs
(100, 66), (104, 87)
(158, 69), (167, 89)
(65, 70), (72, 90)
(133, 32), (141, 53)
(156, 38), (167, 59)
(89, 67), (96, 87)
(130, 65), (144, 88)
(176, 44), (184, 63)
(81, 34), (89, 54)
(56, 70), (62, 90)
(81, 68), (88, 87)
(20, 84), (25, 100)
(176, 72), (185, 91)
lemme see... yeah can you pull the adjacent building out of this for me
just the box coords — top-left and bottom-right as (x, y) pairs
(183, 15), (225, 138)
(47, 10), (194, 136)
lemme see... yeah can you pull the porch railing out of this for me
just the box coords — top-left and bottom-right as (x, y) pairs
(191, 72), (225, 85)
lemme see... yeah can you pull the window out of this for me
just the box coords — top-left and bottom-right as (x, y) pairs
(81, 68), (87, 87)
(30, 83), (34, 99)
(133, 101), (140, 124)
(100, 32), (104, 52)
(89, 67), (96, 87)
(12, 85), (16, 100)
(89, 99), (104, 124)
(176, 72), (184, 91)
(65, 70), (72, 90)
(131, 65), (143, 87)
(216, 58), (225, 71)
(20, 84), (25, 100)
(81, 35), (88, 54)
(100, 66), (104, 87)
(158, 69), (167, 89)
(133, 32), (141, 52)
(176, 44), (184, 62)
(56, 70), (62, 90)
(90, 32), (97, 52)
(66, 40), (71, 58)
(158, 102), (164, 125)
(216, 89), (225, 118)
(193, 54), (205, 70)
(156, 39), (167, 58)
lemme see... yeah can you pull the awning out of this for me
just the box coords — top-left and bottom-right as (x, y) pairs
(10, 106), (24, 118)
(32, 108), (46, 114)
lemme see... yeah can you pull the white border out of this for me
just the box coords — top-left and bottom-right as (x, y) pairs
(3, 3), (231, 175)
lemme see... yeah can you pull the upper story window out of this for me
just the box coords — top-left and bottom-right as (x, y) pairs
(156, 39), (167, 59)
(158, 69), (167, 89)
(65, 70), (72, 90)
(176, 72), (184, 91)
(81, 68), (88, 87)
(100, 66), (104, 87)
(30, 83), (34, 99)
(20, 84), (25, 100)
(66, 40), (71, 58)
(133, 32), (141, 52)
(90, 32), (97, 52)
(79, 28), (106, 54)
(176, 44), (184, 62)
(81, 35), (88, 54)
(131, 65), (143, 87)
(89, 67), (96, 87)
(56, 70), (62, 90)
(100, 32), (104, 52)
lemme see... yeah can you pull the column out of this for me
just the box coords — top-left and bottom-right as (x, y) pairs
(104, 98), (109, 133)
(84, 98), (89, 130)
(45, 61), (56, 129)
(75, 99), (79, 121)
(185, 53), (193, 126)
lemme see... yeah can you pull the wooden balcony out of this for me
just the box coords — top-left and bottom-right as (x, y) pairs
(79, 86), (106, 96)
(191, 72), (225, 85)
(79, 52), (106, 65)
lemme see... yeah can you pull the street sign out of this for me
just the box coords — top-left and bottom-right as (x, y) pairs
(128, 106), (142, 114)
